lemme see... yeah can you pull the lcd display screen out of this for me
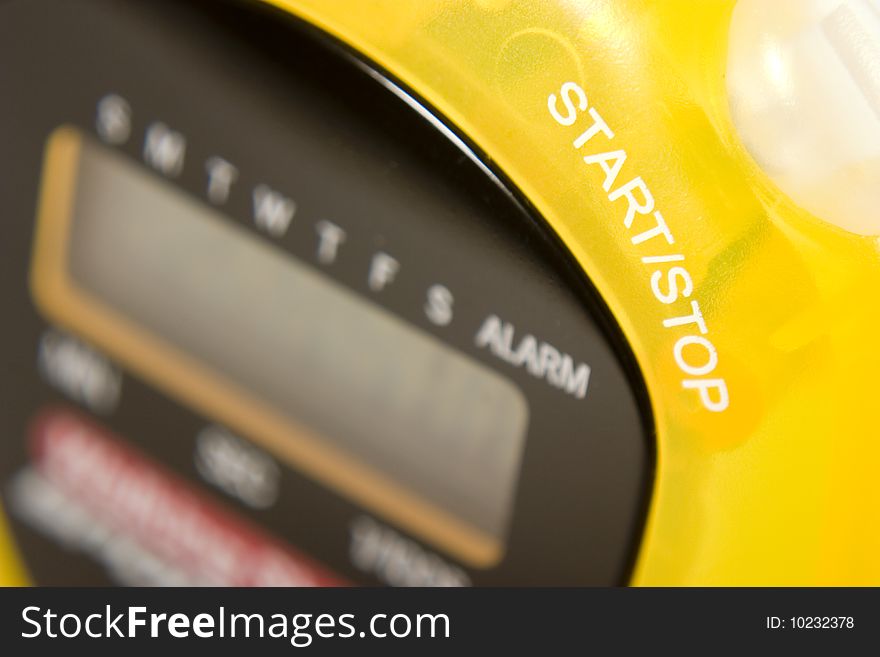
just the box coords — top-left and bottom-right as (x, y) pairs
(32, 128), (529, 565)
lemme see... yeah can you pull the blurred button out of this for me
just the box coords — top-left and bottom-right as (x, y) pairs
(29, 407), (347, 586)
(727, 0), (880, 235)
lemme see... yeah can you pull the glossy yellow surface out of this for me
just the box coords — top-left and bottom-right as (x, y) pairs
(266, 0), (880, 585)
(0, 509), (26, 586)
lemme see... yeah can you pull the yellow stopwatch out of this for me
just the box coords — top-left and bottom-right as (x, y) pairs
(1, 0), (878, 586)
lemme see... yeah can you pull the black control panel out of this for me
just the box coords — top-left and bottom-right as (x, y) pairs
(0, 0), (652, 585)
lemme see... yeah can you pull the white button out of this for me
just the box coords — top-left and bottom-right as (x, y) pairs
(727, 0), (880, 235)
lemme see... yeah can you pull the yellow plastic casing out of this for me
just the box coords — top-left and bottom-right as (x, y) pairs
(262, 0), (880, 585)
(0, 507), (27, 586)
(3, 0), (878, 586)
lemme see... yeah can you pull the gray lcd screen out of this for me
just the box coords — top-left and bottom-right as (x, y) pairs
(66, 133), (529, 543)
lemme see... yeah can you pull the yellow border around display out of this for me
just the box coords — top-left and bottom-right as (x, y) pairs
(23, 126), (502, 570)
